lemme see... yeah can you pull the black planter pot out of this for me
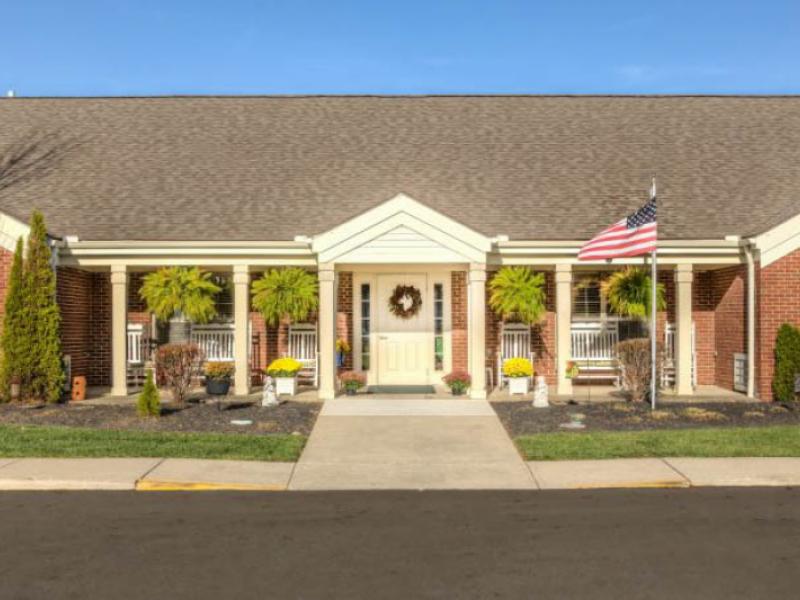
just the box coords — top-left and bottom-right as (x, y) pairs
(345, 387), (358, 396)
(451, 388), (465, 396)
(206, 378), (231, 396)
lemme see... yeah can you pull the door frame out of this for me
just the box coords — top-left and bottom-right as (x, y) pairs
(351, 265), (458, 387)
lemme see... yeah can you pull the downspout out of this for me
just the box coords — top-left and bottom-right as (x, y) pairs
(743, 241), (757, 398)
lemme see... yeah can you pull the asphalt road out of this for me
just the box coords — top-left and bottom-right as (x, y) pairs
(1, 488), (799, 599)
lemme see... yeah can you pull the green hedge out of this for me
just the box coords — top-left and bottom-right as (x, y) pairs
(773, 323), (800, 402)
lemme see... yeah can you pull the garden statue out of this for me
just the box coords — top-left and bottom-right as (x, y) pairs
(261, 376), (279, 407)
(533, 375), (549, 408)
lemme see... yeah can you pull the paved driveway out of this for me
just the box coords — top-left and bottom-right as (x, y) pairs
(289, 398), (535, 490)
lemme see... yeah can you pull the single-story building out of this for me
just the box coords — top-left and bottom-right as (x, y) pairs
(0, 95), (798, 401)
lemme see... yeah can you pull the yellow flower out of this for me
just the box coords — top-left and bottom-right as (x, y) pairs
(266, 357), (303, 377)
(503, 357), (533, 378)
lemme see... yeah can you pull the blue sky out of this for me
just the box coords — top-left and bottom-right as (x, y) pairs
(1, 1), (798, 96)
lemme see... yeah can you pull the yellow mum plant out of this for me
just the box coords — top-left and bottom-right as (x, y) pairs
(266, 357), (303, 378)
(503, 357), (533, 379)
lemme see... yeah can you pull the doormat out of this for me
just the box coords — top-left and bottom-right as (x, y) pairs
(366, 385), (436, 395)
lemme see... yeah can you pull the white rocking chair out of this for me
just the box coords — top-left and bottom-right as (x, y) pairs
(287, 323), (319, 388)
(497, 323), (536, 389)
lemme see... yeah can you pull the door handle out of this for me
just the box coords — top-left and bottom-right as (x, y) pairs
(378, 336), (388, 340)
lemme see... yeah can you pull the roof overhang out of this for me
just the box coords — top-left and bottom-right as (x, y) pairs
(310, 193), (492, 264)
(750, 211), (800, 268)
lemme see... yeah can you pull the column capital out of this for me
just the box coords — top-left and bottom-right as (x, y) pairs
(318, 264), (335, 283)
(674, 263), (693, 283)
(469, 263), (487, 282)
(555, 263), (573, 284)
(232, 264), (250, 285)
(110, 264), (127, 285)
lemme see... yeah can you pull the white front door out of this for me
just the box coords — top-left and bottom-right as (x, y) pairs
(376, 274), (430, 385)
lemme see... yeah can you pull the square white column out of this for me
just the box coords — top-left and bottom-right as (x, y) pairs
(555, 264), (573, 396)
(318, 264), (336, 400)
(468, 263), (487, 399)
(674, 264), (694, 396)
(110, 265), (128, 397)
(233, 265), (251, 396)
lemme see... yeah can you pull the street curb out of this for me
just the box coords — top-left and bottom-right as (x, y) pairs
(135, 480), (287, 492)
(570, 479), (690, 490)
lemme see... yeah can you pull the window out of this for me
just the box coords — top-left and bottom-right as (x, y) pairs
(211, 274), (233, 322)
(433, 283), (444, 370)
(360, 283), (370, 370)
(572, 274), (602, 318)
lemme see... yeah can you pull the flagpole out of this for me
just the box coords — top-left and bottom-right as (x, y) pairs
(650, 177), (658, 410)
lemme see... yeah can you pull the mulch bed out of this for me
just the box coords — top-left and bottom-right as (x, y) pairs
(493, 400), (800, 437)
(0, 400), (321, 437)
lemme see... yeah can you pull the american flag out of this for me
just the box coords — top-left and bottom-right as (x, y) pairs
(578, 185), (658, 261)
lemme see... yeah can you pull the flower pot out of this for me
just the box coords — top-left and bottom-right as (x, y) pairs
(275, 376), (297, 396)
(508, 376), (529, 395)
(345, 387), (358, 396)
(451, 388), (465, 396)
(206, 378), (231, 396)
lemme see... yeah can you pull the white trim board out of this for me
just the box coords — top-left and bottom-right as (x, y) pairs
(752, 211), (800, 268)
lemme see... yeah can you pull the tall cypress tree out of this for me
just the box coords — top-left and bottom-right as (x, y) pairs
(24, 211), (64, 402)
(0, 237), (28, 400)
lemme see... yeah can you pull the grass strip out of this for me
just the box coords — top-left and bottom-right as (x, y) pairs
(516, 426), (800, 461)
(0, 425), (305, 462)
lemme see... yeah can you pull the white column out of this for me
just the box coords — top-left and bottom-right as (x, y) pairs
(110, 265), (128, 397)
(318, 264), (336, 400)
(468, 263), (487, 399)
(233, 265), (250, 396)
(555, 264), (573, 396)
(674, 264), (694, 396)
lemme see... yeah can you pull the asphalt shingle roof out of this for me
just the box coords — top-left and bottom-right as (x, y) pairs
(0, 95), (798, 242)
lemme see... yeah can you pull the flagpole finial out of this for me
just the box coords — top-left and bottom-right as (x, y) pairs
(650, 175), (657, 200)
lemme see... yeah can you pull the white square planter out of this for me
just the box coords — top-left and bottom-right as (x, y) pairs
(275, 376), (297, 397)
(508, 377), (529, 395)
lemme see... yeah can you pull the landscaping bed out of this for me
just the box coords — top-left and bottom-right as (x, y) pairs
(493, 400), (800, 437)
(0, 400), (321, 436)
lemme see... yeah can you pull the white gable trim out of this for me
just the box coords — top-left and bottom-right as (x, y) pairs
(311, 193), (492, 264)
(752, 210), (800, 268)
(0, 211), (29, 253)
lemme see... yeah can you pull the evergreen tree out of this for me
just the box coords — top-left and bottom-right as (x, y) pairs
(24, 211), (64, 402)
(137, 369), (161, 417)
(0, 238), (28, 400)
(773, 323), (800, 402)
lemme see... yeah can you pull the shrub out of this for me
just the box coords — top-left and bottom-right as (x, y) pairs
(266, 357), (303, 378)
(155, 343), (203, 405)
(0, 238), (26, 401)
(204, 361), (235, 381)
(443, 370), (471, 394)
(339, 371), (366, 392)
(137, 370), (161, 417)
(503, 358), (533, 379)
(773, 323), (800, 402)
(616, 338), (663, 402)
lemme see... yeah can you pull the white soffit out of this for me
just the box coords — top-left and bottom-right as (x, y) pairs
(753, 211), (800, 268)
(311, 193), (491, 264)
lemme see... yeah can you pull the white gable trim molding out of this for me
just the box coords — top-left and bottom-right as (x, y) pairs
(310, 193), (494, 264)
(0, 211), (30, 253)
(751, 210), (800, 268)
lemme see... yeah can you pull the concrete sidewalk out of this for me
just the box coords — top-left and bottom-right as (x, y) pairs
(0, 456), (799, 491)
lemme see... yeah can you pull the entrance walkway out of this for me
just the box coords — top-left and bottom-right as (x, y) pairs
(289, 398), (536, 490)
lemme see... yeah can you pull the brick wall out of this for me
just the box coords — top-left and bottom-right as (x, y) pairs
(451, 271), (468, 372)
(693, 271), (716, 386)
(0, 247), (14, 340)
(757, 249), (800, 400)
(89, 272), (111, 386)
(57, 267), (94, 381)
(712, 266), (747, 391)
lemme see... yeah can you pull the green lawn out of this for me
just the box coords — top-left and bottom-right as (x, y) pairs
(0, 425), (306, 462)
(516, 426), (800, 461)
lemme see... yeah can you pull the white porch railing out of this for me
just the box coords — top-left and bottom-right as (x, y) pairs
(127, 324), (145, 365)
(191, 324), (235, 362)
(571, 321), (620, 362)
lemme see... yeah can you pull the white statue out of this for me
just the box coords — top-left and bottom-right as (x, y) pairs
(261, 376), (279, 407)
(533, 375), (549, 408)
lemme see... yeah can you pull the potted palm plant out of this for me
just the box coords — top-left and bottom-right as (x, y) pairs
(204, 362), (234, 396)
(266, 357), (303, 396)
(488, 266), (547, 385)
(251, 267), (319, 359)
(140, 267), (222, 343)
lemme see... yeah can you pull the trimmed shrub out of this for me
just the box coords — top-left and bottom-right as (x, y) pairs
(616, 338), (663, 403)
(0, 238), (26, 401)
(773, 323), (800, 402)
(137, 370), (161, 417)
(155, 343), (203, 405)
